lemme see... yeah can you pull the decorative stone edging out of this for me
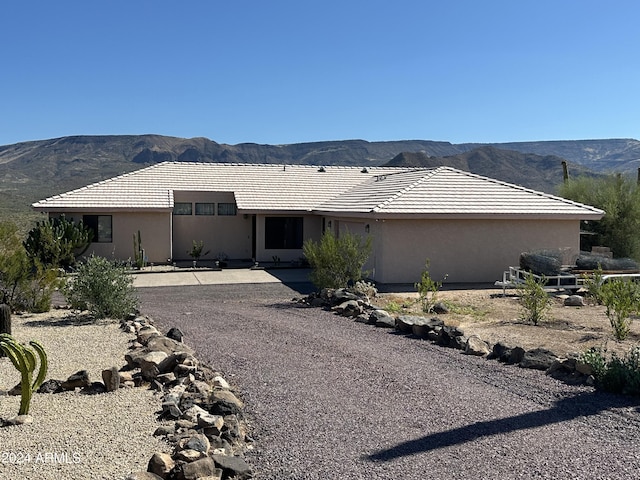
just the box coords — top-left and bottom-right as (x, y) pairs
(24, 313), (254, 480)
(299, 288), (596, 387)
(119, 315), (254, 480)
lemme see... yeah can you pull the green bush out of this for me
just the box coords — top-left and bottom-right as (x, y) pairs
(559, 175), (640, 259)
(0, 221), (31, 307)
(303, 231), (372, 289)
(415, 260), (446, 313)
(582, 265), (605, 305)
(0, 221), (60, 313)
(23, 215), (92, 270)
(517, 273), (551, 326)
(580, 345), (640, 395)
(63, 254), (138, 320)
(13, 262), (61, 313)
(600, 278), (640, 340)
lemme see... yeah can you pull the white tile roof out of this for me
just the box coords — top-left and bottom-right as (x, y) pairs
(32, 162), (604, 219)
(317, 167), (604, 217)
(32, 162), (406, 211)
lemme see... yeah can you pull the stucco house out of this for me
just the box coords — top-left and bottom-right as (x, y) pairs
(32, 162), (604, 284)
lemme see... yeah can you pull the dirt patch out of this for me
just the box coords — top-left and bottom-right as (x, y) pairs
(374, 287), (640, 359)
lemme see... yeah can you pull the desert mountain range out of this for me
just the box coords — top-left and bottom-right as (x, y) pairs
(1, 135), (639, 224)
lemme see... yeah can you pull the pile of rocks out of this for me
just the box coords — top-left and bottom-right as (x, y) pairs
(120, 316), (254, 480)
(20, 314), (253, 480)
(299, 288), (596, 386)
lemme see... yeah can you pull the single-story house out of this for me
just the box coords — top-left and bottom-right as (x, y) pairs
(32, 162), (604, 284)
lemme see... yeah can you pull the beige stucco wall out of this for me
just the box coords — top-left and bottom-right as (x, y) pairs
(172, 191), (252, 261)
(372, 218), (580, 284)
(52, 211), (172, 264)
(254, 214), (323, 263)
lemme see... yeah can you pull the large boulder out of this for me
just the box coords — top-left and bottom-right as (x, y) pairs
(465, 336), (491, 356)
(520, 348), (559, 370)
(411, 317), (445, 338)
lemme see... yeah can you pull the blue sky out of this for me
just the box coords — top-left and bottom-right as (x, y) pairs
(2, 1), (639, 146)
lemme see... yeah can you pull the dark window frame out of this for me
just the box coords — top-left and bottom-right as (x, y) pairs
(218, 202), (238, 216)
(82, 215), (112, 243)
(173, 202), (193, 215)
(195, 203), (215, 216)
(265, 217), (304, 249)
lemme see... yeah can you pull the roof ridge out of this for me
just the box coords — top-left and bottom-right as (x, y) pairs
(372, 168), (440, 212)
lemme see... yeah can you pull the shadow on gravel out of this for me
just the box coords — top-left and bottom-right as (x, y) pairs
(23, 313), (98, 327)
(366, 391), (640, 461)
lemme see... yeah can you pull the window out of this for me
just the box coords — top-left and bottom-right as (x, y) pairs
(82, 215), (112, 243)
(218, 202), (237, 216)
(173, 202), (192, 215)
(195, 203), (215, 215)
(265, 217), (303, 249)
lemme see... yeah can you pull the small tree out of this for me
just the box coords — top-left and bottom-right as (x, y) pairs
(415, 260), (447, 313)
(187, 240), (210, 266)
(517, 273), (551, 326)
(0, 221), (31, 307)
(303, 230), (372, 289)
(600, 278), (640, 340)
(63, 254), (138, 320)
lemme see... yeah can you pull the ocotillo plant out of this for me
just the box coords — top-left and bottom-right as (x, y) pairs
(0, 334), (48, 416)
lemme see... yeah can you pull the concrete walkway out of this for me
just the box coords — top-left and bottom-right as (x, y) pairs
(132, 267), (311, 288)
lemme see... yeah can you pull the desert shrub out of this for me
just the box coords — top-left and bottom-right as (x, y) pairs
(582, 265), (605, 305)
(580, 345), (640, 395)
(303, 231), (372, 289)
(13, 262), (61, 313)
(415, 260), (446, 313)
(600, 278), (640, 340)
(579, 345), (608, 380)
(63, 254), (138, 319)
(352, 280), (377, 299)
(517, 273), (551, 325)
(23, 215), (92, 270)
(384, 301), (404, 314)
(0, 221), (60, 312)
(0, 221), (31, 307)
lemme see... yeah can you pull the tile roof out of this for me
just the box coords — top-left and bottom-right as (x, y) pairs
(32, 162), (406, 211)
(32, 162), (604, 219)
(318, 167), (604, 217)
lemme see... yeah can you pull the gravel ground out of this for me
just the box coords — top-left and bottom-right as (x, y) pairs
(0, 309), (170, 480)
(139, 283), (640, 480)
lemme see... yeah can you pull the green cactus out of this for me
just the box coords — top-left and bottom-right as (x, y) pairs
(133, 230), (144, 269)
(0, 334), (48, 416)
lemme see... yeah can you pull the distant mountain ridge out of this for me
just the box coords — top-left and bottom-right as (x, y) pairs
(0, 134), (638, 224)
(383, 146), (599, 193)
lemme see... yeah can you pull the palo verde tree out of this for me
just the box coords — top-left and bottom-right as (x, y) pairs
(559, 174), (640, 260)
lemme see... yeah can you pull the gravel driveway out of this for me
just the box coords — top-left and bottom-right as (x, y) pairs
(139, 283), (640, 480)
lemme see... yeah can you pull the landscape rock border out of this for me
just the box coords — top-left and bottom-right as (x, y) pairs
(299, 288), (597, 387)
(16, 312), (254, 480)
